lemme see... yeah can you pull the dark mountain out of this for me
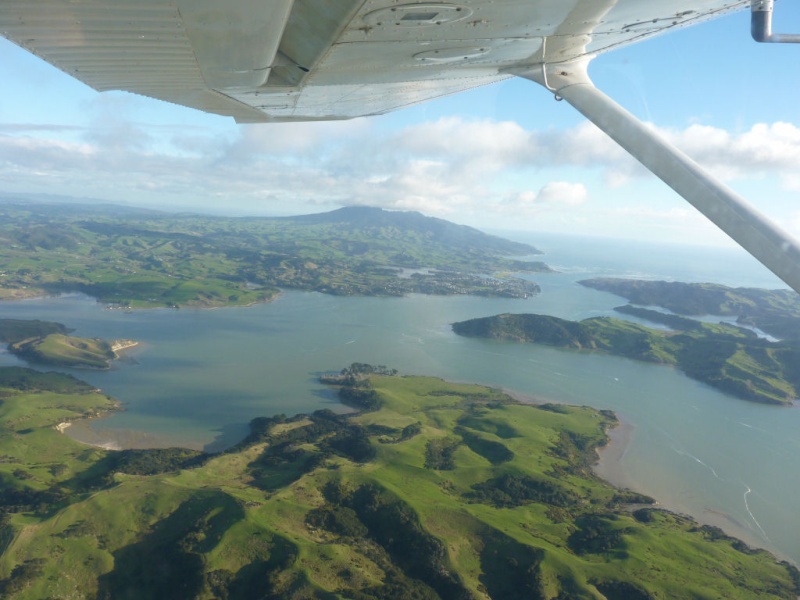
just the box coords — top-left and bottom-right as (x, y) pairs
(284, 206), (541, 256)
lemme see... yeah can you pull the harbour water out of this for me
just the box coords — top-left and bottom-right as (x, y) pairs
(1, 232), (798, 564)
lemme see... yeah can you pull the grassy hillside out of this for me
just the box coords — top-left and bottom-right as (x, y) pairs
(452, 313), (799, 405)
(9, 334), (118, 370)
(0, 320), (71, 345)
(580, 278), (800, 340)
(0, 203), (546, 307)
(0, 368), (115, 519)
(1, 319), (132, 370)
(0, 366), (796, 599)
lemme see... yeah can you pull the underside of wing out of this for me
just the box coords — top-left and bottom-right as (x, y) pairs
(0, 0), (747, 122)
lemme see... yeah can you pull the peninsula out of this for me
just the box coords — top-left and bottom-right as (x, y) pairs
(579, 278), (800, 340)
(0, 202), (548, 308)
(0, 364), (796, 599)
(0, 318), (134, 370)
(452, 313), (799, 405)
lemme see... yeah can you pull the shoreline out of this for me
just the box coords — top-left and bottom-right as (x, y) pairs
(60, 416), (205, 451)
(590, 415), (794, 565)
(2, 289), (281, 311)
(54, 395), (205, 452)
(111, 339), (138, 357)
(592, 417), (635, 489)
(502, 387), (795, 565)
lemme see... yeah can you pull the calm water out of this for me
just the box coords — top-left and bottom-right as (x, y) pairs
(2, 232), (799, 563)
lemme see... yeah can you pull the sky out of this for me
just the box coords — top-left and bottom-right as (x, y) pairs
(1, 4), (800, 248)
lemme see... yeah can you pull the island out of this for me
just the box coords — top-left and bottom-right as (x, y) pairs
(0, 202), (548, 308)
(0, 318), (135, 370)
(0, 364), (797, 599)
(452, 313), (799, 405)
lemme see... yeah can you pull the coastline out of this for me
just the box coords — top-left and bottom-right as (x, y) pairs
(506, 388), (640, 495)
(590, 416), (793, 565)
(111, 339), (138, 357)
(54, 390), (204, 451)
(505, 386), (795, 565)
(2, 289), (280, 311)
(61, 417), (205, 451)
(592, 417), (635, 489)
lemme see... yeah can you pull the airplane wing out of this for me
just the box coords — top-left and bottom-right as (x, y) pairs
(0, 0), (746, 123)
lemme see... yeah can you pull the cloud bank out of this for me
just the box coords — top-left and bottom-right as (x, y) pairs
(1, 114), (799, 239)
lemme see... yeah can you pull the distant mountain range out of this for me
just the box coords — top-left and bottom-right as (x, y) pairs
(0, 196), (539, 257)
(0, 202), (547, 306)
(283, 206), (541, 256)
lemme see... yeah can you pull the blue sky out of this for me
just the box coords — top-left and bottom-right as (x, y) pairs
(1, 4), (800, 248)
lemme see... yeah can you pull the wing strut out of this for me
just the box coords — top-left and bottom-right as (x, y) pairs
(514, 61), (800, 294)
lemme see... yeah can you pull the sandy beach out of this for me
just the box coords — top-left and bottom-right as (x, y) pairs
(111, 339), (139, 358)
(60, 417), (204, 451)
(505, 389), (792, 562)
(590, 416), (789, 563)
(592, 418), (635, 489)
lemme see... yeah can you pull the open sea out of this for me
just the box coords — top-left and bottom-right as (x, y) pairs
(1, 231), (798, 564)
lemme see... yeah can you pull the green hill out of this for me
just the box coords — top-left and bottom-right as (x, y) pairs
(452, 313), (799, 405)
(0, 366), (797, 599)
(284, 206), (540, 257)
(10, 334), (117, 370)
(1, 319), (132, 370)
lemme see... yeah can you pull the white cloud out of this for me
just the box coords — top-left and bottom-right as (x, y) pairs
(783, 174), (800, 192)
(220, 119), (372, 163)
(495, 182), (588, 218)
(396, 117), (532, 168)
(537, 181), (588, 205)
(543, 121), (628, 166)
(1, 114), (799, 242)
(662, 121), (800, 183)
